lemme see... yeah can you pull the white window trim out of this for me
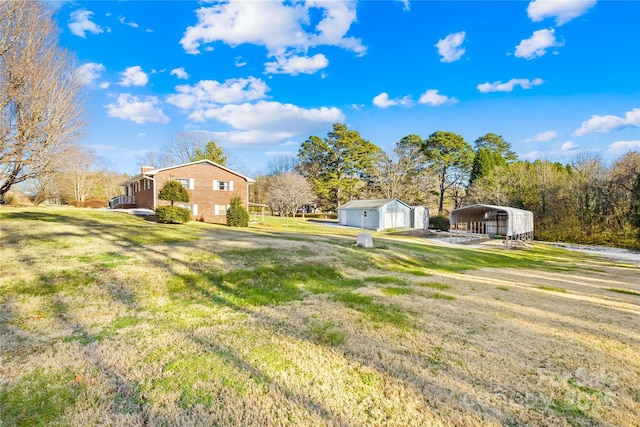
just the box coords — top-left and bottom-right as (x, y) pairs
(213, 180), (233, 191)
(175, 177), (194, 190)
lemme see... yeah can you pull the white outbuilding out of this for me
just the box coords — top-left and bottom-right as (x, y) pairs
(449, 204), (534, 248)
(338, 199), (420, 231)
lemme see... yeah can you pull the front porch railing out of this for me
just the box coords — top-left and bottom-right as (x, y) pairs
(109, 195), (136, 208)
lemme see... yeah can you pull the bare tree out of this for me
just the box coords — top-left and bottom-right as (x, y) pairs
(137, 150), (173, 170)
(268, 173), (314, 217)
(266, 155), (299, 176)
(163, 131), (226, 165)
(63, 146), (98, 204)
(0, 1), (85, 202)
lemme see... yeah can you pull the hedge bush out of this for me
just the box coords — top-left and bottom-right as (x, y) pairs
(429, 215), (450, 231)
(155, 206), (192, 224)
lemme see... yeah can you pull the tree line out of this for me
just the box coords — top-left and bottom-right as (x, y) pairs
(250, 123), (640, 248)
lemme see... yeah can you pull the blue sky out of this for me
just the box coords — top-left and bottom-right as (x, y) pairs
(53, 0), (640, 177)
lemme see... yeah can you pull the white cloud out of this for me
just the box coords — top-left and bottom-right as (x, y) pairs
(167, 77), (269, 110)
(190, 100), (343, 130)
(397, 0), (410, 11)
(76, 62), (105, 86)
(68, 9), (103, 38)
(235, 57), (247, 67)
(118, 16), (139, 28)
(264, 53), (329, 75)
(180, 0), (364, 74)
(528, 130), (558, 142)
(515, 28), (563, 59)
(372, 93), (412, 108)
(105, 94), (169, 124)
(435, 31), (466, 63)
(170, 67), (190, 80)
(266, 150), (298, 158)
(418, 89), (457, 106)
(186, 101), (344, 146)
(574, 108), (640, 136)
(477, 78), (543, 93)
(527, 0), (596, 26)
(561, 141), (578, 151)
(118, 66), (148, 87)
(608, 140), (640, 154)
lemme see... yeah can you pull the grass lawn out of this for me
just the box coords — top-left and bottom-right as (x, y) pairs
(1, 206), (639, 426)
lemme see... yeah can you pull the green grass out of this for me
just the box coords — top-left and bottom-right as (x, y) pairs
(537, 286), (567, 293)
(427, 292), (455, 300)
(310, 321), (347, 346)
(12, 270), (95, 296)
(607, 288), (640, 296)
(0, 368), (86, 426)
(382, 286), (414, 296)
(333, 291), (412, 328)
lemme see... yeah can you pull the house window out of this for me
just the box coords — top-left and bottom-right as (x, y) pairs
(214, 204), (229, 215)
(213, 180), (233, 191)
(144, 179), (150, 190)
(174, 178), (194, 189)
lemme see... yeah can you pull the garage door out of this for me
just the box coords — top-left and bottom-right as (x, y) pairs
(384, 212), (405, 228)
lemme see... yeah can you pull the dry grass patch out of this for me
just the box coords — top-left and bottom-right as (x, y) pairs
(1, 207), (639, 426)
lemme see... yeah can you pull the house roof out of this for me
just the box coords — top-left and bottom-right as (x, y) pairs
(338, 198), (410, 210)
(122, 159), (255, 185)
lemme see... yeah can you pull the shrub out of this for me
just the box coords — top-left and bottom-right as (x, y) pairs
(155, 206), (191, 224)
(3, 191), (20, 205)
(429, 215), (450, 231)
(227, 196), (249, 227)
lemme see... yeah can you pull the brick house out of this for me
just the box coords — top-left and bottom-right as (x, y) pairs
(109, 160), (254, 223)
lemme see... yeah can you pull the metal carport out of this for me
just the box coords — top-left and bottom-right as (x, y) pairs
(449, 204), (534, 248)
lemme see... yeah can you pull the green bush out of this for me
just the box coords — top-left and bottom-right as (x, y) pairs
(429, 215), (450, 231)
(227, 196), (249, 227)
(155, 206), (192, 224)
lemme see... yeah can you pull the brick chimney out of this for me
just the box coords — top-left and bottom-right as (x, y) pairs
(141, 166), (154, 174)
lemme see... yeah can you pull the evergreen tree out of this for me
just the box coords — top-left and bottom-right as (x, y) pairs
(227, 196), (249, 227)
(469, 134), (515, 185)
(158, 179), (189, 206)
(423, 131), (474, 215)
(297, 123), (380, 209)
(193, 141), (227, 165)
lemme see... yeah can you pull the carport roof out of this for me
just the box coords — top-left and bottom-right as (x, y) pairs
(451, 204), (534, 237)
(451, 204), (529, 217)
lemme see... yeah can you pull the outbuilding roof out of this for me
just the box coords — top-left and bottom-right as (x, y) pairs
(338, 198), (410, 210)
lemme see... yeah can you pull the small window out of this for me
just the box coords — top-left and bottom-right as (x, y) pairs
(214, 204), (228, 215)
(174, 178), (193, 189)
(213, 180), (233, 191)
(144, 179), (150, 190)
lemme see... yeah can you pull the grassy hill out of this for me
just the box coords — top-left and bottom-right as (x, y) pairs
(1, 206), (639, 426)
